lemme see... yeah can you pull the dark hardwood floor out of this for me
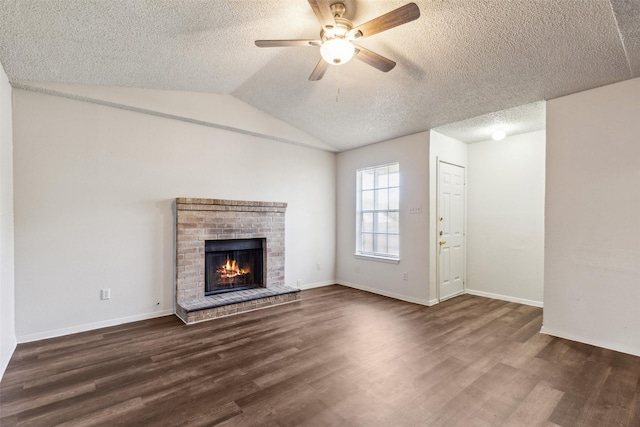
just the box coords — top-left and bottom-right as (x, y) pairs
(1, 285), (639, 426)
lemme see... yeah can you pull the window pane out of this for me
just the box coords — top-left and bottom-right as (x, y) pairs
(356, 163), (400, 259)
(375, 189), (388, 210)
(389, 164), (399, 187)
(361, 233), (373, 253)
(362, 213), (374, 232)
(375, 234), (388, 254)
(375, 212), (387, 233)
(389, 187), (399, 210)
(388, 234), (399, 256)
(362, 190), (374, 210)
(375, 167), (389, 188)
(361, 169), (375, 190)
(388, 212), (399, 234)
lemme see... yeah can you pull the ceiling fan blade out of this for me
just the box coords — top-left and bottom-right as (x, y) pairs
(255, 40), (321, 47)
(308, 0), (335, 30)
(309, 59), (329, 81)
(351, 3), (420, 39)
(354, 46), (396, 72)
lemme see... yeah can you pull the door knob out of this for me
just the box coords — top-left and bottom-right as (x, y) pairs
(439, 240), (447, 245)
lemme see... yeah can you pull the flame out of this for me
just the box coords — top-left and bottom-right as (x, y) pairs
(216, 258), (250, 279)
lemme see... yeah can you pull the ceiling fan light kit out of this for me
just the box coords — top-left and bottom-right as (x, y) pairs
(320, 38), (355, 65)
(255, 0), (420, 81)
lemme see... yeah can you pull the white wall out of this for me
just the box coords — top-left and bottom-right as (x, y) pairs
(13, 85), (336, 341)
(466, 130), (545, 306)
(544, 77), (640, 356)
(335, 132), (431, 304)
(0, 64), (16, 378)
(429, 131), (468, 302)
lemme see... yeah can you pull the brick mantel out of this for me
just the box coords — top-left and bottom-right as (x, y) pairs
(175, 198), (287, 306)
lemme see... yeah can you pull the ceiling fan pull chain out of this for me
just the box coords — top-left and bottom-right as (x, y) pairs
(335, 68), (341, 103)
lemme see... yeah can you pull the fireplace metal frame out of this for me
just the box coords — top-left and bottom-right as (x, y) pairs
(204, 238), (267, 296)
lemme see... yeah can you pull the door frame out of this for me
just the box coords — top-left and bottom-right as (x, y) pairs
(436, 159), (467, 302)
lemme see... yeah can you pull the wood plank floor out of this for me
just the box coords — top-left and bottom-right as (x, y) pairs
(1, 285), (639, 426)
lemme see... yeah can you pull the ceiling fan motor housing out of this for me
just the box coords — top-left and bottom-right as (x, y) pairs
(320, 17), (354, 40)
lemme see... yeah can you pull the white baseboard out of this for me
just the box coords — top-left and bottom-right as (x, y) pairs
(540, 326), (640, 357)
(0, 336), (17, 381)
(465, 289), (543, 308)
(17, 309), (174, 344)
(336, 281), (431, 306)
(298, 280), (335, 290)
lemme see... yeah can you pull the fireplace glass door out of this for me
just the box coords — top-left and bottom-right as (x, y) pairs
(204, 238), (265, 295)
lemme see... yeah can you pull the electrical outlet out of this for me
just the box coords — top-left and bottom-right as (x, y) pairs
(403, 273), (408, 281)
(101, 288), (111, 300)
(296, 279), (301, 287)
(316, 263), (321, 270)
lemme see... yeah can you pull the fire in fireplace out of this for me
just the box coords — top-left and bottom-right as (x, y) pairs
(205, 238), (265, 295)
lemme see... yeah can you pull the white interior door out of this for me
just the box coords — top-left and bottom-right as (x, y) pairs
(437, 161), (465, 301)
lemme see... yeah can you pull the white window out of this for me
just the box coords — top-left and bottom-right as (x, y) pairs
(356, 163), (400, 260)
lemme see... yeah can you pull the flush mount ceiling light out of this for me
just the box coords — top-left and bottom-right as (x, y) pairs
(255, 1), (420, 81)
(492, 129), (506, 140)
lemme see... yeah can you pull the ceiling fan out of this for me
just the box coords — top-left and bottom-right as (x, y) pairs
(255, 1), (420, 81)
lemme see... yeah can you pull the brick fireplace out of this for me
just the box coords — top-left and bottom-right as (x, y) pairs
(175, 198), (299, 324)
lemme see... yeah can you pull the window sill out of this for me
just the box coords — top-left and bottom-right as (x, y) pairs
(354, 254), (400, 264)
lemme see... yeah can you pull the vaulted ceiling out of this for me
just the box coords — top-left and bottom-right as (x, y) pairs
(0, 0), (638, 151)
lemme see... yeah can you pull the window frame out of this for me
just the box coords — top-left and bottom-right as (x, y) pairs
(355, 162), (400, 263)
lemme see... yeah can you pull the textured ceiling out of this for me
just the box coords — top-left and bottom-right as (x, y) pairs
(434, 101), (545, 144)
(0, 0), (638, 150)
